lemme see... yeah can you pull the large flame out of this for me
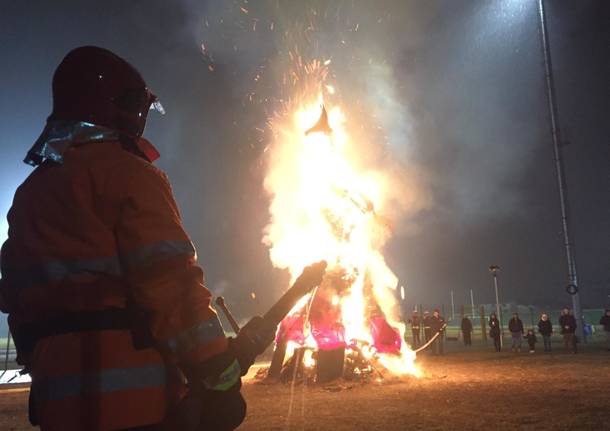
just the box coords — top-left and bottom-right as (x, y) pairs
(264, 63), (419, 377)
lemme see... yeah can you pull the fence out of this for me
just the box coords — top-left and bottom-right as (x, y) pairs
(402, 304), (607, 344)
(0, 331), (18, 384)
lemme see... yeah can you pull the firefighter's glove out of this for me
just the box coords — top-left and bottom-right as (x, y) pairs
(181, 349), (242, 399)
(231, 316), (276, 375)
(175, 355), (246, 430)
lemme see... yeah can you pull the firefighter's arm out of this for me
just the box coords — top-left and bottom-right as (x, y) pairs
(0, 238), (33, 366)
(114, 163), (243, 384)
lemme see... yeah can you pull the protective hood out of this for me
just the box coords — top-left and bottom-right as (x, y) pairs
(24, 120), (160, 166)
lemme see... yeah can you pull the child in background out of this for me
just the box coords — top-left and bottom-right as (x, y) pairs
(489, 313), (501, 352)
(525, 329), (537, 353)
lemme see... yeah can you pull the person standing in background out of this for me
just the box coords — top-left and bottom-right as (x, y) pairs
(430, 309), (446, 355)
(525, 329), (537, 353)
(489, 313), (501, 352)
(423, 310), (432, 343)
(508, 312), (524, 353)
(537, 313), (553, 352)
(599, 309), (610, 352)
(559, 308), (577, 353)
(461, 315), (473, 347)
(408, 310), (421, 348)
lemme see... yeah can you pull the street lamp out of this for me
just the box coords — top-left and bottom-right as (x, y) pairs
(489, 265), (503, 348)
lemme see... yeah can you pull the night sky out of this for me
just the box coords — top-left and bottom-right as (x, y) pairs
(0, 0), (608, 320)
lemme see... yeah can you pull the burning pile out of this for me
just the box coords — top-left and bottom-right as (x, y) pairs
(262, 62), (420, 382)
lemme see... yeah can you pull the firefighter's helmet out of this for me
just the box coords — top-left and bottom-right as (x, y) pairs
(49, 46), (159, 139)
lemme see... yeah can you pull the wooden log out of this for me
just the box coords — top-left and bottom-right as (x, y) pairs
(280, 347), (306, 383)
(267, 338), (287, 380)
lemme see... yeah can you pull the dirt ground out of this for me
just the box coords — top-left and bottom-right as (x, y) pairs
(1, 347), (609, 430)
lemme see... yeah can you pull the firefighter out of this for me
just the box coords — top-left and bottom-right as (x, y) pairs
(423, 310), (432, 343)
(0, 46), (324, 431)
(430, 309), (446, 355)
(408, 310), (421, 348)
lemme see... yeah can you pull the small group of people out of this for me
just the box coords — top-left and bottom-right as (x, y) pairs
(406, 309), (447, 354)
(406, 307), (610, 355)
(488, 307), (586, 354)
(460, 313), (530, 352)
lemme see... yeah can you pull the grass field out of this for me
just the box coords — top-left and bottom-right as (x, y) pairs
(1, 342), (609, 430)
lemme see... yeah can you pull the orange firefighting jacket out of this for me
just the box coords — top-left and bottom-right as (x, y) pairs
(0, 140), (229, 430)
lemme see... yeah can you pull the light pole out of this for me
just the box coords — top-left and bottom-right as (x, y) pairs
(489, 265), (503, 348)
(450, 289), (455, 321)
(470, 289), (475, 317)
(537, 0), (584, 340)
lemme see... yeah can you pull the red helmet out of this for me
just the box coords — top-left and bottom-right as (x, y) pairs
(49, 46), (158, 140)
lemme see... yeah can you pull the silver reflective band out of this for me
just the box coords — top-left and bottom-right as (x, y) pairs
(7, 255), (122, 290)
(166, 316), (225, 355)
(122, 240), (197, 270)
(5, 240), (196, 289)
(32, 364), (166, 401)
(24, 121), (118, 166)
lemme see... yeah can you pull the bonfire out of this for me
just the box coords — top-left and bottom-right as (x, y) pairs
(261, 60), (420, 383)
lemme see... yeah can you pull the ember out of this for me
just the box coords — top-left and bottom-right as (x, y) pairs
(263, 61), (421, 381)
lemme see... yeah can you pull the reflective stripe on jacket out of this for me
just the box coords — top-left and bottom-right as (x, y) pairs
(0, 141), (228, 430)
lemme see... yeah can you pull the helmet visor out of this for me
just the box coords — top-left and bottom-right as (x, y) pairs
(113, 88), (165, 116)
(150, 98), (165, 115)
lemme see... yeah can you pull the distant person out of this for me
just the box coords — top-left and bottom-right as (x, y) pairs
(461, 315), (473, 346)
(431, 309), (447, 355)
(525, 329), (537, 353)
(489, 313), (501, 352)
(423, 310), (432, 343)
(559, 307), (577, 353)
(408, 310), (421, 348)
(537, 313), (553, 352)
(508, 312), (524, 352)
(600, 309), (610, 351)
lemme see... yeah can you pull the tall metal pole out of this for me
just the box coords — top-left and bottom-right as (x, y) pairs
(493, 275), (503, 348)
(537, 0), (584, 340)
(489, 265), (503, 348)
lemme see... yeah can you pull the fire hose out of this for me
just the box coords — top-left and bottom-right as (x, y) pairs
(215, 261), (327, 345)
(413, 323), (448, 354)
(170, 262), (327, 431)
